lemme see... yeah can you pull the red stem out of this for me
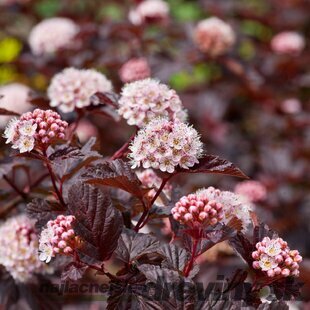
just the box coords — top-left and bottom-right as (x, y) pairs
(111, 131), (137, 160)
(134, 175), (173, 232)
(184, 238), (199, 277)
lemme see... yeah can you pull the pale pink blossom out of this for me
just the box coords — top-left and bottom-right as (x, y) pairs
(129, 0), (169, 26)
(119, 58), (151, 83)
(234, 180), (267, 203)
(252, 237), (302, 278)
(39, 215), (77, 263)
(3, 109), (68, 152)
(118, 78), (187, 127)
(0, 83), (32, 128)
(29, 17), (79, 55)
(48, 67), (113, 113)
(196, 187), (253, 232)
(194, 17), (235, 56)
(129, 118), (203, 173)
(281, 98), (302, 114)
(0, 215), (49, 282)
(271, 31), (305, 55)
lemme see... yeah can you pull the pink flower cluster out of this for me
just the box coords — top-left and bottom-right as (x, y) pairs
(129, 0), (169, 26)
(0, 83), (32, 128)
(196, 187), (253, 232)
(0, 215), (48, 283)
(171, 192), (224, 227)
(137, 169), (172, 200)
(129, 118), (203, 173)
(39, 215), (77, 263)
(271, 31), (305, 56)
(3, 109), (68, 153)
(234, 180), (267, 203)
(252, 237), (302, 278)
(48, 67), (113, 113)
(119, 58), (151, 83)
(194, 17), (235, 57)
(28, 17), (79, 55)
(118, 78), (187, 127)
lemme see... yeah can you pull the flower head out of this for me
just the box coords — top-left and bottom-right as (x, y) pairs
(234, 180), (267, 203)
(252, 237), (302, 278)
(0, 83), (31, 128)
(194, 17), (235, 57)
(0, 215), (49, 283)
(28, 17), (79, 55)
(119, 58), (151, 83)
(48, 67), (113, 113)
(118, 78), (187, 127)
(196, 187), (253, 232)
(129, 0), (169, 26)
(3, 109), (68, 153)
(271, 31), (305, 56)
(172, 191), (224, 227)
(39, 215), (77, 263)
(129, 118), (203, 173)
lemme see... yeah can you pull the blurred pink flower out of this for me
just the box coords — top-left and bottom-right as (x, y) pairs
(194, 17), (235, 57)
(271, 31), (305, 55)
(28, 17), (79, 55)
(234, 180), (267, 203)
(129, 0), (169, 26)
(0, 83), (32, 128)
(48, 67), (113, 113)
(118, 78), (187, 127)
(0, 215), (49, 282)
(76, 119), (98, 143)
(281, 98), (302, 114)
(119, 58), (151, 83)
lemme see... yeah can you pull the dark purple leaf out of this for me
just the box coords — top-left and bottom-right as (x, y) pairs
(90, 91), (119, 108)
(115, 229), (160, 264)
(61, 262), (88, 282)
(178, 155), (248, 179)
(83, 159), (150, 199)
(0, 267), (19, 309)
(29, 95), (51, 110)
(67, 183), (123, 264)
(160, 244), (189, 272)
(26, 199), (64, 230)
(229, 233), (255, 265)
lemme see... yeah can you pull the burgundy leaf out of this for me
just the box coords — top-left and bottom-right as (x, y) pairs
(67, 183), (123, 264)
(29, 96), (51, 110)
(61, 263), (88, 282)
(178, 154), (248, 179)
(83, 159), (150, 199)
(90, 91), (119, 108)
(26, 199), (64, 230)
(0, 108), (20, 116)
(229, 233), (255, 265)
(160, 244), (190, 272)
(115, 229), (160, 264)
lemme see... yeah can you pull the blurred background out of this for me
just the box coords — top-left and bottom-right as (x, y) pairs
(0, 0), (309, 306)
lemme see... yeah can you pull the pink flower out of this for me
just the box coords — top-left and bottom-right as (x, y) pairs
(281, 98), (302, 114)
(28, 17), (79, 55)
(3, 109), (68, 152)
(252, 237), (302, 278)
(194, 17), (235, 57)
(118, 78), (187, 127)
(172, 191), (224, 227)
(119, 58), (151, 83)
(0, 83), (32, 128)
(48, 67), (113, 113)
(129, 0), (169, 26)
(271, 31), (305, 55)
(39, 215), (77, 263)
(0, 215), (49, 282)
(234, 180), (267, 203)
(196, 187), (253, 232)
(129, 118), (203, 173)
